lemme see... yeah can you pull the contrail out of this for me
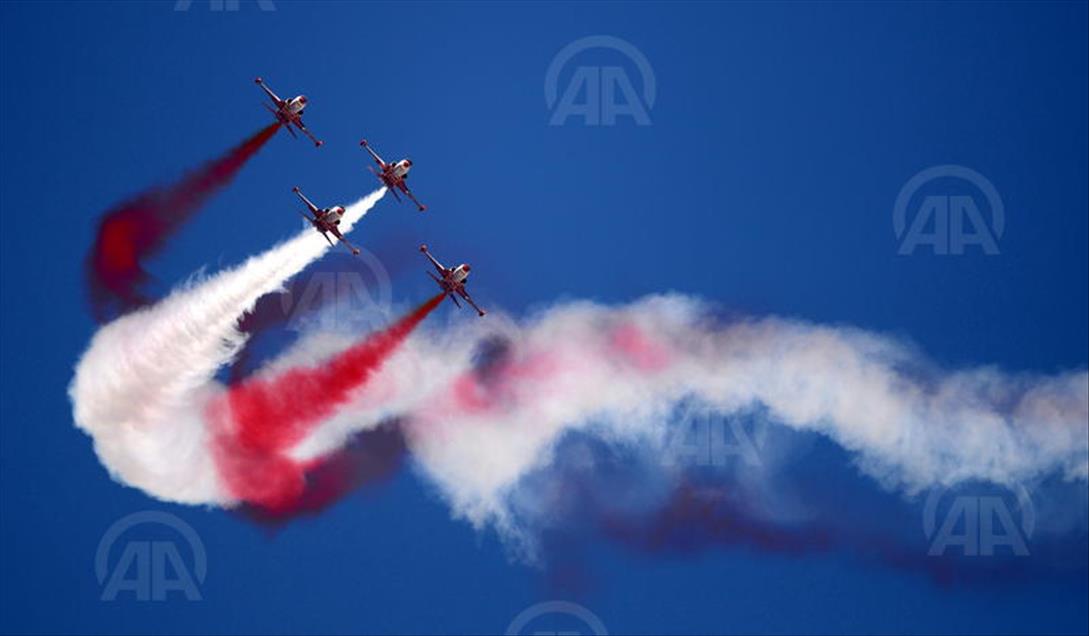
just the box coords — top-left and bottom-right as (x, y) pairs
(86, 123), (280, 320)
(69, 189), (385, 505)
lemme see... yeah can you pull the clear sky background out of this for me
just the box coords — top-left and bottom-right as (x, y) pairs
(1, 1), (1087, 634)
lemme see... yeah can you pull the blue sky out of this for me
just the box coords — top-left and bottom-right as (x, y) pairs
(1, 1), (1087, 634)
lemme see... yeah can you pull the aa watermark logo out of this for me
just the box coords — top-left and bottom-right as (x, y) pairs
(893, 165), (1004, 255)
(95, 511), (207, 601)
(663, 407), (767, 469)
(545, 35), (655, 127)
(278, 252), (393, 332)
(506, 600), (609, 636)
(923, 483), (1035, 557)
(175, 0), (275, 10)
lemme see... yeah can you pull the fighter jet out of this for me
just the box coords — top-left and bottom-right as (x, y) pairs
(255, 77), (323, 147)
(361, 138), (426, 211)
(420, 244), (485, 316)
(292, 187), (360, 255)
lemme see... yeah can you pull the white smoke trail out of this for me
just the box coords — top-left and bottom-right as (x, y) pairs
(279, 295), (1088, 539)
(69, 189), (385, 504)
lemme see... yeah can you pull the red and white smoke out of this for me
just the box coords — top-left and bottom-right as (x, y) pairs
(292, 297), (1087, 542)
(207, 292), (444, 513)
(69, 188), (386, 505)
(70, 207), (1088, 554)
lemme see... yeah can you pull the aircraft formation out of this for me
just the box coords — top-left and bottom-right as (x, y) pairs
(257, 77), (484, 317)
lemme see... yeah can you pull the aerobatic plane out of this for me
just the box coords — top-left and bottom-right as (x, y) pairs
(360, 139), (427, 211)
(255, 77), (323, 147)
(420, 244), (485, 316)
(292, 187), (360, 255)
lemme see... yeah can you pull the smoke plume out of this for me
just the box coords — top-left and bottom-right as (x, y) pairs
(87, 123), (279, 320)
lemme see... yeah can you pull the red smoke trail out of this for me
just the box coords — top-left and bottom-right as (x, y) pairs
(87, 123), (280, 321)
(229, 249), (413, 383)
(240, 421), (409, 525)
(209, 293), (445, 512)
